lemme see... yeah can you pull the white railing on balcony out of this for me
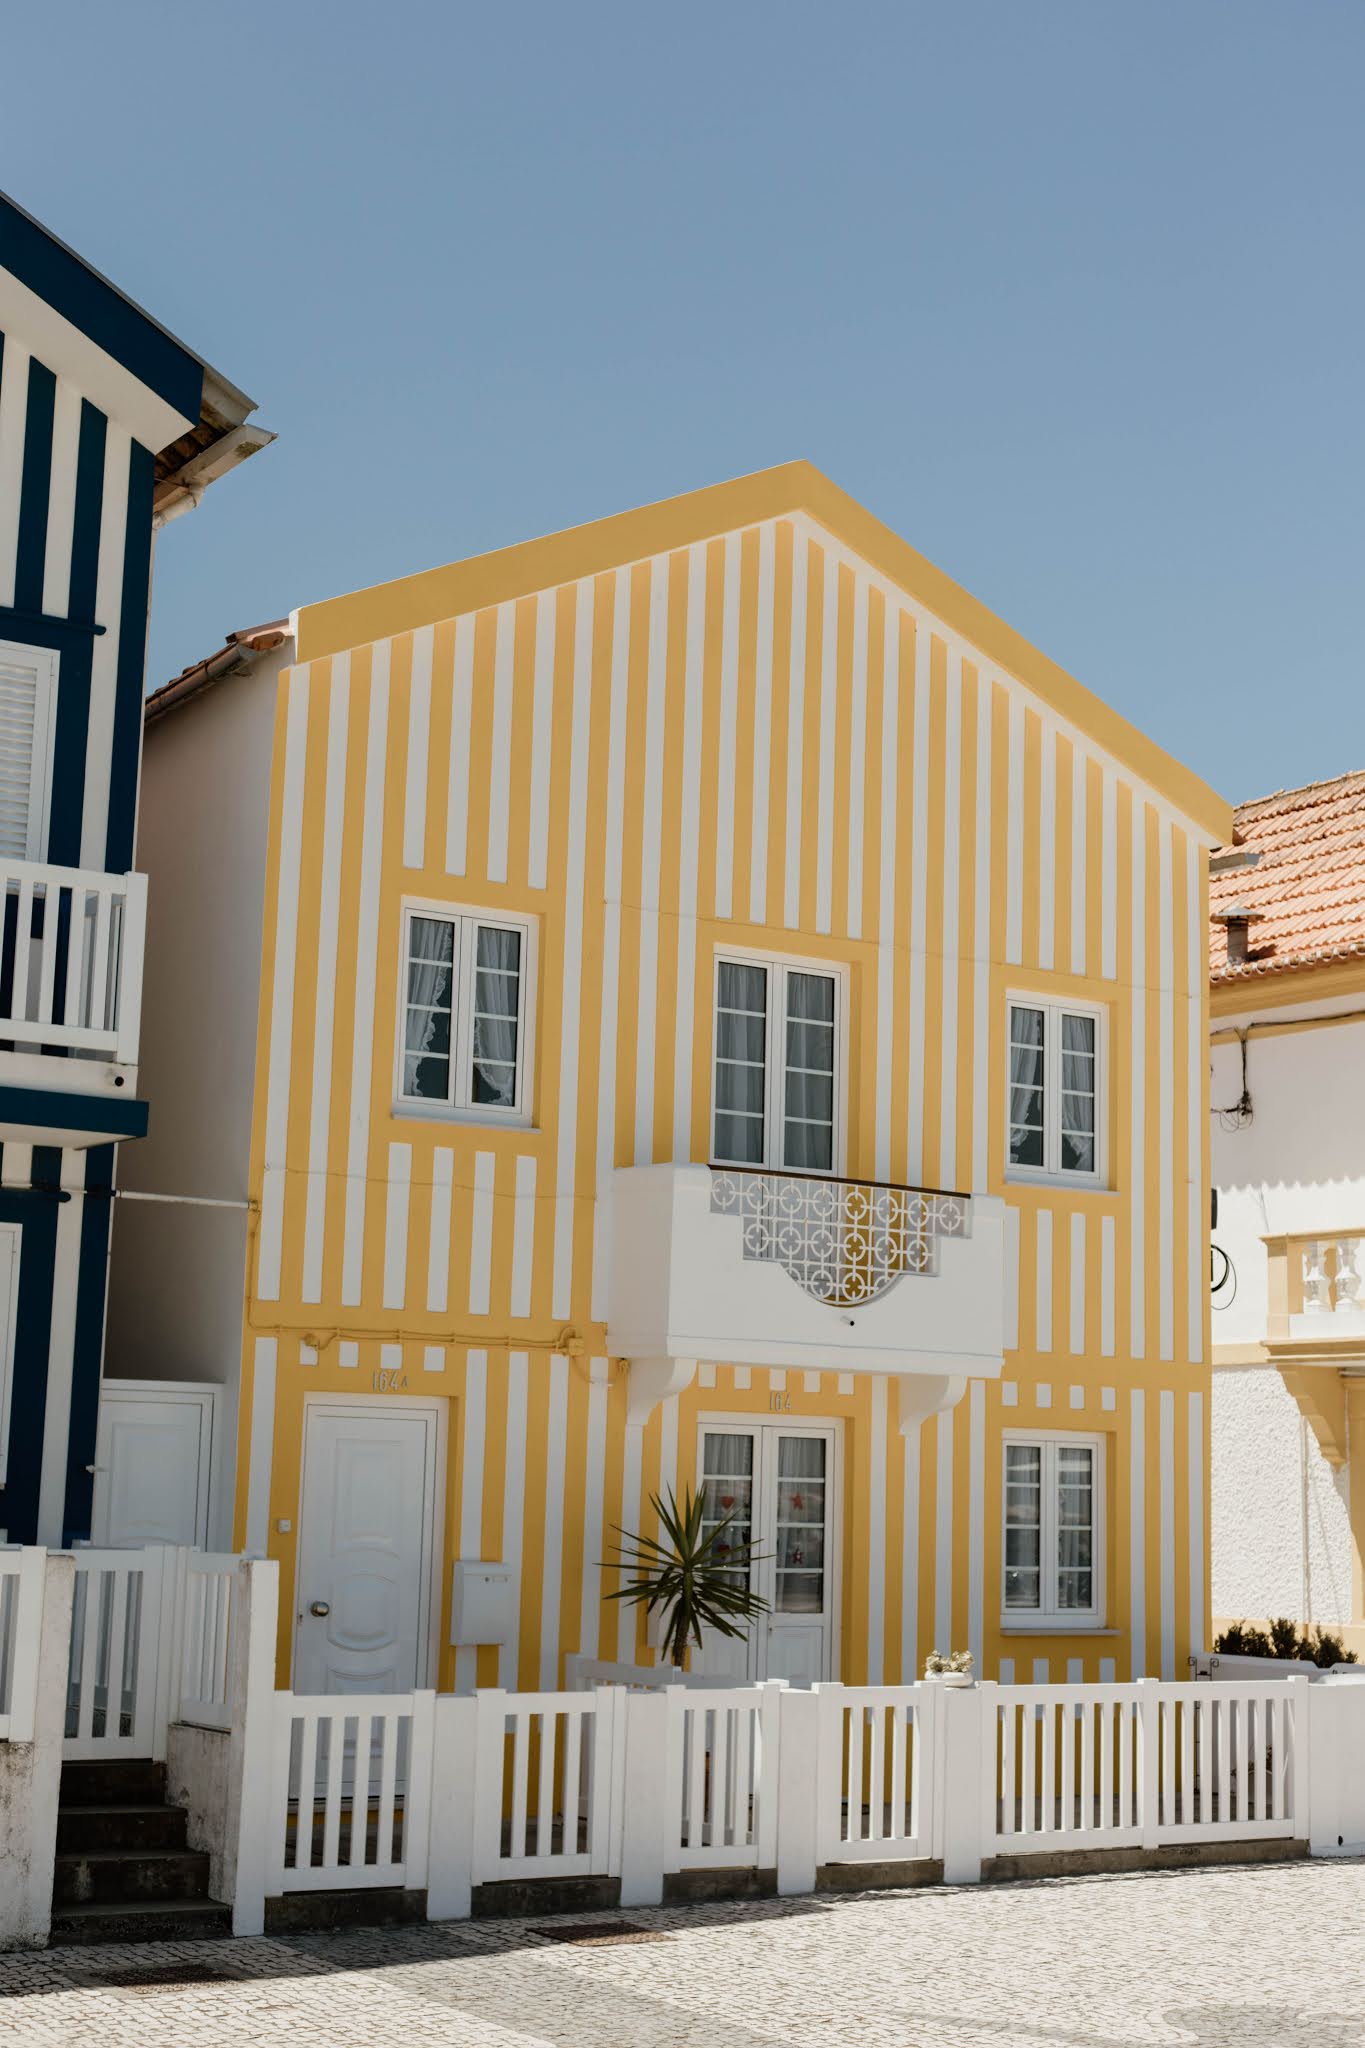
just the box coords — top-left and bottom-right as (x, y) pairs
(0, 857), (146, 1063)
(709, 1167), (971, 1305)
(1301, 1237), (1365, 1316)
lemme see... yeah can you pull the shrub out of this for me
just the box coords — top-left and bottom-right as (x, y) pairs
(1212, 1618), (1357, 1667)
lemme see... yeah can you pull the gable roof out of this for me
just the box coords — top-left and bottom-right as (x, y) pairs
(1210, 771), (1365, 984)
(293, 461), (1231, 842)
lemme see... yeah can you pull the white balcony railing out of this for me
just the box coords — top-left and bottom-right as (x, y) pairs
(708, 1167), (971, 1306)
(1301, 1238), (1365, 1317)
(0, 858), (146, 1066)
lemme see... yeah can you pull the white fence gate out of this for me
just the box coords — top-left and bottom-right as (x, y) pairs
(816, 1683), (937, 1864)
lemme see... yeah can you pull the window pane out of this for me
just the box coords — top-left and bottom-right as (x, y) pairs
(786, 971), (835, 1025)
(715, 962), (768, 1161)
(1003, 1443), (1042, 1610)
(783, 973), (835, 1172)
(784, 1117), (833, 1172)
(701, 1433), (754, 1589)
(1061, 1012), (1095, 1056)
(471, 925), (521, 1107)
(714, 1110), (765, 1163)
(1008, 1008), (1046, 1170)
(1056, 1446), (1095, 1612)
(775, 1437), (825, 1612)
(403, 916), (457, 1100)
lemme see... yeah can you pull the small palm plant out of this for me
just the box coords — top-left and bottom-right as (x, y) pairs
(604, 1487), (769, 1669)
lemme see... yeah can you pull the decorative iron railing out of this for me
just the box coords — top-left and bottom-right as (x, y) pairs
(708, 1166), (971, 1306)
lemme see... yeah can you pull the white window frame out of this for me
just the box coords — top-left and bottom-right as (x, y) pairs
(1005, 993), (1107, 1188)
(1000, 1428), (1105, 1630)
(710, 947), (847, 1176)
(0, 1223), (21, 1487)
(394, 899), (536, 1126)
(0, 639), (58, 862)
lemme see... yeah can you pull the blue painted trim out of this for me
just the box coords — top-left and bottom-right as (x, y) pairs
(67, 399), (107, 623)
(0, 1175), (60, 1544)
(13, 356), (55, 614)
(62, 1151), (112, 1543)
(0, 605), (103, 649)
(104, 440), (153, 871)
(0, 192), (203, 425)
(0, 1085), (148, 1140)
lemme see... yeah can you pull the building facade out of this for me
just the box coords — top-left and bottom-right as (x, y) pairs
(0, 191), (268, 1543)
(113, 462), (1229, 1689)
(1209, 773), (1365, 1653)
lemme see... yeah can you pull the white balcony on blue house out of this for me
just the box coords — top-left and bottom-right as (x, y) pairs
(606, 1162), (1007, 1428)
(0, 857), (148, 1149)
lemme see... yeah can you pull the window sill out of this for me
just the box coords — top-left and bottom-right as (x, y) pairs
(1004, 1173), (1118, 1197)
(999, 1623), (1118, 1636)
(392, 1101), (537, 1133)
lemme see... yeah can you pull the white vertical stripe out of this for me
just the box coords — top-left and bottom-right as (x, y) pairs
(402, 624), (433, 868)
(453, 1348), (487, 1691)
(782, 529), (808, 929)
(1130, 804), (1147, 1358)
(659, 1395), (679, 1510)
(339, 1341), (358, 1370)
(591, 571), (631, 1319)
(80, 423), (128, 864)
(1066, 1657), (1084, 1684)
(1070, 747), (1087, 975)
(1188, 1390), (1205, 1655)
(967, 1378), (985, 1674)
(971, 668), (994, 1191)
(815, 549), (838, 934)
(934, 1408), (953, 1654)
(469, 1152), (496, 1317)
(423, 1346), (444, 1373)
(715, 534), (740, 921)
(1186, 844), (1204, 1364)
(340, 643), (390, 1306)
(553, 580), (595, 1319)
(245, 1339), (278, 1556)
(1004, 1204), (1021, 1352)
(633, 554), (668, 1165)
(36, 1158), (85, 1545)
(867, 1375), (887, 1683)
(40, 376), (81, 617)
(673, 548), (706, 1158)
(526, 589), (555, 889)
(905, 623), (931, 1179)
(874, 608), (899, 1181)
(1159, 1390), (1176, 1679)
(1032, 1658), (1050, 1683)
(617, 1423), (644, 1663)
(1158, 820), (1174, 1362)
(1005, 695), (1025, 965)
(510, 1155), (537, 1317)
(498, 1351), (529, 1688)
(1100, 1213), (1116, 1357)
(1100, 768), (1118, 981)
(846, 576), (868, 940)
(255, 669), (310, 1301)
(1130, 1388), (1146, 1676)
(301, 658), (350, 1303)
(445, 613), (474, 875)
(1099, 1656), (1116, 1683)
(1035, 1208), (1052, 1353)
(0, 340), (30, 609)
(1069, 1212), (1086, 1355)
(578, 1360), (609, 1664)
(539, 1355), (569, 1687)
(426, 1148), (454, 1313)
(382, 1143), (411, 1310)
(748, 523), (774, 923)
(938, 650), (962, 1184)
(999, 1658), (1015, 1685)
(486, 601), (515, 883)
(1037, 724), (1056, 971)
(901, 1410), (920, 1680)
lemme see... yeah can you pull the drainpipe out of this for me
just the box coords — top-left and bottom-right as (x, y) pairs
(1301, 1414), (1313, 1627)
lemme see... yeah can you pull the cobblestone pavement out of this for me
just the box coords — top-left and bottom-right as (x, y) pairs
(4, 1861), (1365, 2047)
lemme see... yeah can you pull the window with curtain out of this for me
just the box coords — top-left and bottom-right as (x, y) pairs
(1002, 1435), (1101, 1625)
(712, 955), (839, 1172)
(1007, 999), (1102, 1182)
(400, 907), (530, 1114)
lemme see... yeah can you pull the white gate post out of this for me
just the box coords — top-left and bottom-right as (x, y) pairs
(1137, 1678), (1161, 1849)
(0, 1551), (73, 1947)
(938, 1680), (987, 1884)
(229, 1558), (280, 1936)
(775, 1686), (821, 1896)
(1289, 1675), (1311, 1844)
(426, 1694), (477, 1920)
(618, 1687), (670, 1907)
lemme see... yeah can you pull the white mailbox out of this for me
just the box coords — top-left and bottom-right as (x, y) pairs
(450, 1561), (517, 1647)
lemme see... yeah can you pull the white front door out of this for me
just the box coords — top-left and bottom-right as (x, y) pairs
(294, 1401), (440, 1696)
(92, 1383), (215, 1547)
(695, 1422), (838, 1683)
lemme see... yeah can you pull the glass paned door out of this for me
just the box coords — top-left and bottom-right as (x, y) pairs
(693, 1424), (836, 1683)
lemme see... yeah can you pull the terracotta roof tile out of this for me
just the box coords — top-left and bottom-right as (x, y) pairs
(1210, 770), (1365, 983)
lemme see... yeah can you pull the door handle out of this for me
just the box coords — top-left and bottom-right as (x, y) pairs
(308, 1601), (330, 1617)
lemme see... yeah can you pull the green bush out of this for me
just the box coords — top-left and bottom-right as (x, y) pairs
(1212, 1618), (1357, 1667)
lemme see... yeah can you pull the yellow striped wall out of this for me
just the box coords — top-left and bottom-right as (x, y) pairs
(234, 501), (1215, 1688)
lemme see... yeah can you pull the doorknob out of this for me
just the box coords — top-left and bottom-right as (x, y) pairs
(309, 1601), (330, 1617)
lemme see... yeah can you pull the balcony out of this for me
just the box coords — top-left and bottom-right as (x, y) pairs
(0, 858), (148, 1147)
(606, 1163), (1007, 1427)
(1266, 1234), (1365, 1345)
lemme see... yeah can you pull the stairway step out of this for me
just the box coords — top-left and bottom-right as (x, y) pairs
(49, 1898), (233, 1947)
(57, 1804), (189, 1854)
(53, 1848), (212, 1907)
(60, 1759), (166, 1807)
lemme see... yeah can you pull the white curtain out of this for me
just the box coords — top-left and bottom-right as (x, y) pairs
(714, 961), (767, 1162)
(1008, 1006), (1045, 1167)
(471, 925), (521, 1105)
(402, 917), (454, 1099)
(1060, 1013), (1096, 1173)
(782, 971), (835, 1171)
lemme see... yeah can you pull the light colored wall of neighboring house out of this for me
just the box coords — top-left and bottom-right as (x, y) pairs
(1209, 1363), (1353, 1626)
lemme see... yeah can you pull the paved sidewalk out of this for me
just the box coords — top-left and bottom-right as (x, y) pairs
(3, 1860), (1365, 2047)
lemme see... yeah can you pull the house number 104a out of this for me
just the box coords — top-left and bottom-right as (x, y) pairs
(372, 1369), (410, 1393)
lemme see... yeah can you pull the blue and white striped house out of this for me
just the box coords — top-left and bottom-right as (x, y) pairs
(0, 191), (270, 1544)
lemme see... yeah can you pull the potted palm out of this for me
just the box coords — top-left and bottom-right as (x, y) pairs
(604, 1487), (769, 1670)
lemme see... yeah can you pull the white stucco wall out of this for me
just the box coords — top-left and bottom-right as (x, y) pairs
(1210, 1364), (1354, 1626)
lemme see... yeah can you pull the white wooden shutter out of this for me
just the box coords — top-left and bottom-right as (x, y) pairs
(0, 643), (56, 860)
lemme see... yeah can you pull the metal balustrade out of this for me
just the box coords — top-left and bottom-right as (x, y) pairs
(708, 1166), (972, 1305)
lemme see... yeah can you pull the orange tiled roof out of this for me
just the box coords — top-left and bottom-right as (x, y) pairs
(1210, 771), (1365, 983)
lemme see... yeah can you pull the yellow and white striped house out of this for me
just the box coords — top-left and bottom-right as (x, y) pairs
(110, 462), (1232, 1694)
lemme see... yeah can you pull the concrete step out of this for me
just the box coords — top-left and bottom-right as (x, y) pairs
(56, 1803), (189, 1855)
(60, 1759), (167, 1807)
(49, 1898), (233, 1947)
(53, 1847), (212, 1908)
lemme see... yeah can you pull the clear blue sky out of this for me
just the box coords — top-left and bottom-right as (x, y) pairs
(10, 2), (1362, 803)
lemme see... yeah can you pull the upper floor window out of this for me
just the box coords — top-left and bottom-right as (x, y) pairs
(712, 953), (840, 1173)
(0, 641), (57, 861)
(398, 903), (532, 1119)
(1003, 1432), (1103, 1627)
(1007, 998), (1104, 1184)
